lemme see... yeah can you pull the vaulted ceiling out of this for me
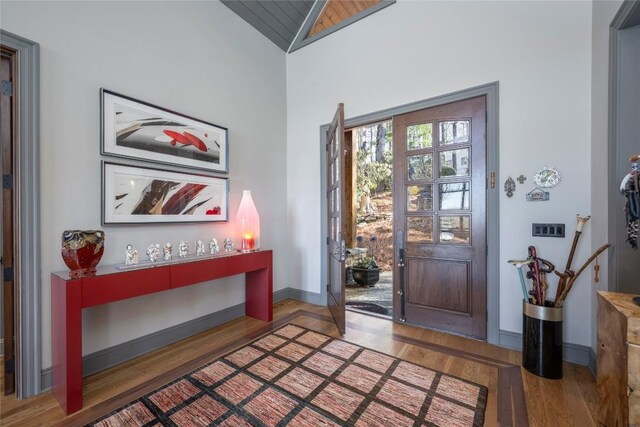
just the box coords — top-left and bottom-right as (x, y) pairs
(221, 0), (395, 53)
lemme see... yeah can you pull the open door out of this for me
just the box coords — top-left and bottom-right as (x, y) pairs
(326, 103), (346, 335)
(393, 96), (487, 339)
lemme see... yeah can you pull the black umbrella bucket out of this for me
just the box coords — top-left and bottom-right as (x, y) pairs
(522, 300), (563, 379)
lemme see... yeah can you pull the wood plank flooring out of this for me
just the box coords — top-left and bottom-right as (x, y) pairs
(0, 299), (598, 426)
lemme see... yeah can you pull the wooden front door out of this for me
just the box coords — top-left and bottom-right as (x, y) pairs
(393, 96), (487, 339)
(326, 103), (346, 335)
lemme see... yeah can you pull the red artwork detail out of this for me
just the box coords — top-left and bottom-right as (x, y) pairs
(184, 132), (208, 152)
(163, 130), (208, 152)
(206, 206), (221, 215)
(161, 184), (206, 215)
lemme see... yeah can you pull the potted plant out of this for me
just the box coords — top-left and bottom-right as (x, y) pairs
(351, 256), (381, 286)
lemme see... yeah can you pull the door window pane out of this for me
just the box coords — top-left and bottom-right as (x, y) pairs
(407, 216), (434, 243)
(439, 148), (469, 177)
(439, 182), (470, 210)
(439, 215), (470, 244)
(407, 185), (433, 211)
(439, 120), (469, 145)
(407, 123), (433, 150)
(407, 154), (433, 180)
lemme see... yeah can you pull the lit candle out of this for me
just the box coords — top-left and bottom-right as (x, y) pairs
(242, 233), (255, 251)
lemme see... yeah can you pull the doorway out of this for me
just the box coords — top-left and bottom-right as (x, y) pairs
(338, 88), (499, 343)
(345, 120), (393, 319)
(0, 45), (16, 395)
(321, 83), (499, 342)
(609, 2), (640, 294)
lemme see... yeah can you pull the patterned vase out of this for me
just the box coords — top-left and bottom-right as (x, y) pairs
(61, 230), (105, 277)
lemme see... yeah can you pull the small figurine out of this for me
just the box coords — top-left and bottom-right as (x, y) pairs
(125, 244), (139, 265)
(210, 238), (219, 254)
(178, 240), (189, 258)
(146, 243), (160, 262)
(163, 242), (172, 261)
(223, 237), (234, 252)
(196, 240), (205, 256)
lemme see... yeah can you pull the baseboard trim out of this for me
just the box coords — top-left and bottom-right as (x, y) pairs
(287, 288), (324, 305)
(498, 329), (593, 367)
(41, 287), (322, 391)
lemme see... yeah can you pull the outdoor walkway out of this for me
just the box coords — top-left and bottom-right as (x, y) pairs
(345, 271), (393, 317)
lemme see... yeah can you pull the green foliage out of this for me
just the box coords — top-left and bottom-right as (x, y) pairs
(440, 165), (457, 176)
(352, 256), (379, 270)
(355, 121), (393, 199)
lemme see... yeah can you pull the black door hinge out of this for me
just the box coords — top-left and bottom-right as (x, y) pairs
(4, 267), (14, 282)
(5, 358), (15, 374)
(1, 80), (13, 97)
(3, 175), (13, 189)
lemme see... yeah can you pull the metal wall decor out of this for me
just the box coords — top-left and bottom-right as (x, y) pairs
(526, 187), (550, 201)
(504, 176), (516, 198)
(533, 166), (561, 188)
(517, 175), (527, 184)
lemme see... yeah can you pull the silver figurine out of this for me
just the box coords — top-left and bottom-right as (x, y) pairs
(196, 240), (205, 256)
(163, 242), (172, 261)
(146, 244), (161, 262)
(223, 237), (234, 252)
(210, 238), (219, 254)
(125, 244), (139, 265)
(178, 241), (189, 258)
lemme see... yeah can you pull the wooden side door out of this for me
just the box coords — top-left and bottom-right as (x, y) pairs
(327, 103), (346, 335)
(1, 48), (16, 394)
(393, 96), (487, 339)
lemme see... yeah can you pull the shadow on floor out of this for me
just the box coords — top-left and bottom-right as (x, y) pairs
(346, 271), (392, 318)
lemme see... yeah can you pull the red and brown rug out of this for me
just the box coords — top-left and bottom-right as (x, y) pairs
(88, 324), (487, 426)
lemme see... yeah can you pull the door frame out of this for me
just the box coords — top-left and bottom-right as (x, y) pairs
(320, 82), (499, 344)
(0, 30), (41, 398)
(607, 1), (640, 292)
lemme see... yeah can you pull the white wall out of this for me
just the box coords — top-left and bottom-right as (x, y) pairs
(287, 0), (595, 345)
(1, 1), (287, 369)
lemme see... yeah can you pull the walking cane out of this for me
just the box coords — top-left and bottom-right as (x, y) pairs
(508, 259), (530, 301)
(527, 246), (543, 305)
(553, 215), (590, 306)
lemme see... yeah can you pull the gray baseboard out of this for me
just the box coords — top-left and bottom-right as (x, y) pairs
(498, 329), (594, 367)
(287, 288), (324, 305)
(41, 287), (322, 391)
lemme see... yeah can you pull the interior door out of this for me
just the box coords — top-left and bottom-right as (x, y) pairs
(327, 103), (346, 335)
(393, 96), (487, 339)
(1, 49), (15, 394)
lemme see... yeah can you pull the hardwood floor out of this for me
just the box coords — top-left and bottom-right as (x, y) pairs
(0, 299), (598, 426)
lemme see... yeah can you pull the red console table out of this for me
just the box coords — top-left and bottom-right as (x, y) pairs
(51, 250), (272, 415)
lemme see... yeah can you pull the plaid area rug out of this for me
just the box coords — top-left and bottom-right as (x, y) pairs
(88, 324), (487, 426)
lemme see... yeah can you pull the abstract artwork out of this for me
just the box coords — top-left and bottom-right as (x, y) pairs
(101, 89), (228, 173)
(102, 162), (228, 224)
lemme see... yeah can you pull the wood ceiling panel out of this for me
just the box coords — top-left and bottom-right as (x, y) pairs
(308, 0), (382, 37)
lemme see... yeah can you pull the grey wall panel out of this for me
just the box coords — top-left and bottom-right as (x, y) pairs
(257, 1), (302, 37)
(275, 1), (310, 23)
(221, 0), (291, 51)
(246, 0), (297, 41)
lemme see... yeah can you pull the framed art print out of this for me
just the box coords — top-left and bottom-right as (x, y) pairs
(101, 89), (229, 173)
(102, 162), (229, 224)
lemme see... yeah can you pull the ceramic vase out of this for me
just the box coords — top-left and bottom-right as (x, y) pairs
(61, 230), (105, 277)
